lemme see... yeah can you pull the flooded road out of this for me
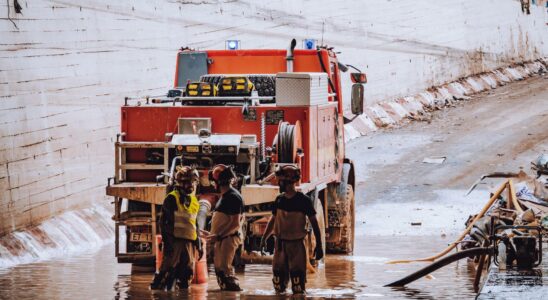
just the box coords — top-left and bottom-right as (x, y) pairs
(0, 76), (546, 299)
(0, 235), (480, 299)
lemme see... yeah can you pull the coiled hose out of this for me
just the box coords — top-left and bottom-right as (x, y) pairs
(277, 122), (295, 163)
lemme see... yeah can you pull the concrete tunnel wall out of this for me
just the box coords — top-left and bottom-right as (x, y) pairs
(0, 0), (547, 235)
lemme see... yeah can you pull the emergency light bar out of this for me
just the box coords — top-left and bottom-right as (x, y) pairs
(226, 40), (240, 50)
(303, 39), (317, 50)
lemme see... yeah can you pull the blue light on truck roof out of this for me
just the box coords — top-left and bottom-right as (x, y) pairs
(304, 39), (316, 50)
(227, 40), (240, 50)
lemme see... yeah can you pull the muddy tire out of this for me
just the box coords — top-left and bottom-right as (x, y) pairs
(327, 184), (355, 254)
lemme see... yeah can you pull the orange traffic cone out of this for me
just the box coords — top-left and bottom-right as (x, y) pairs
(155, 235), (163, 273)
(193, 237), (208, 284)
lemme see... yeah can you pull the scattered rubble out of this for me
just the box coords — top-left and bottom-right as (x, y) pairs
(385, 154), (547, 292)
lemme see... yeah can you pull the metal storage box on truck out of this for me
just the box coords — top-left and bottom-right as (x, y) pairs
(275, 72), (328, 106)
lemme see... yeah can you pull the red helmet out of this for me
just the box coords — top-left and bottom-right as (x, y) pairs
(175, 166), (199, 185)
(209, 164), (236, 185)
(275, 165), (301, 182)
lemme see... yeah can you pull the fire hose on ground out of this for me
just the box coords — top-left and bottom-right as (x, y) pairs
(385, 247), (492, 287)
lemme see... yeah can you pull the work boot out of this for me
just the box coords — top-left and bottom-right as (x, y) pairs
(272, 270), (288, 294)
(290, 271), (306, 294)
(164, 272), (177, 291)
(150, 272), (165, 290)
(215, 270), (227, 290)
(223, 276), (242, 291)
(177, 269), (193, 290)
(177, 279), (190, 290)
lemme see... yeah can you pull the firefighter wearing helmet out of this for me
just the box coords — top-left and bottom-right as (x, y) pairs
(206, 164), (245, 291)
(260, 165), (323, 294)
(150, 166), (203, 291)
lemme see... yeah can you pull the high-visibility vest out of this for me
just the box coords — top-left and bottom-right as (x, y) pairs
(169, 190), (199, 241)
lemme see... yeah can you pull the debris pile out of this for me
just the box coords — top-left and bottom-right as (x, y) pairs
(385, 154), (547, 289)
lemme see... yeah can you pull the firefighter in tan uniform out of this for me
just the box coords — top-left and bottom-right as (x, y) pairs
(150, 167), (203, 290)
(260, 165), (323, 294)
(207, 164), (244, 291)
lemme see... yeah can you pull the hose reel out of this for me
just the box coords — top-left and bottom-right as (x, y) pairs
(275, 121), (302, 163)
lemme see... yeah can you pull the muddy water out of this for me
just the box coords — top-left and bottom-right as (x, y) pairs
(0, 233), (477, 299)
(0, 188), (488, 299)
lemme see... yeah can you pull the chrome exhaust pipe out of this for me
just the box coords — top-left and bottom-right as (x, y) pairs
(286, 39), (297, 72)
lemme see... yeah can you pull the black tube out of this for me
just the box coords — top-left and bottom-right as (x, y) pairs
(385, 247), (492, 287)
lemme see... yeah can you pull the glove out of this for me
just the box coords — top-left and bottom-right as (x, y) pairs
(259, 236), (267, 256)
(314, 244), (324, 261)
(195, 238), (204, 260)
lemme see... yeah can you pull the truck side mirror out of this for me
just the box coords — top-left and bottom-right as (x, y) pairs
(351, 84), (364, 115)
(350, 72), (367, 84)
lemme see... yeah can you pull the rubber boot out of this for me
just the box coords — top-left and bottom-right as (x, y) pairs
(215, 270), (227, 290)
(177, 268), (193, 290)
(177, 279), (190, 290)
(150, 272), (166, 290)
(223, 276), (242, 291)
(272, 270), (288, 294)
(164, 271), (177, 291)
(290, 271), (306, 294)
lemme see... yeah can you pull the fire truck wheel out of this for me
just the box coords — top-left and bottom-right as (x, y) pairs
(327, 184), (355, 254)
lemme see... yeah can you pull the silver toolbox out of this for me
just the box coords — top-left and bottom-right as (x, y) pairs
(275, 72), (328, 106)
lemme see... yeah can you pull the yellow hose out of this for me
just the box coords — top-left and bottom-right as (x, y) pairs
(387, 180), (510, 264)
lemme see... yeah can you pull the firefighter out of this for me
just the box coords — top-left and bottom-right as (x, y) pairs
(260, 165), (323, 294)
(150, 166), (203, 290)
(207, 164), (244, 291)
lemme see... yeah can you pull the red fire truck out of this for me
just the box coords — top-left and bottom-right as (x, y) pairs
(106, 39), (365, 265)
